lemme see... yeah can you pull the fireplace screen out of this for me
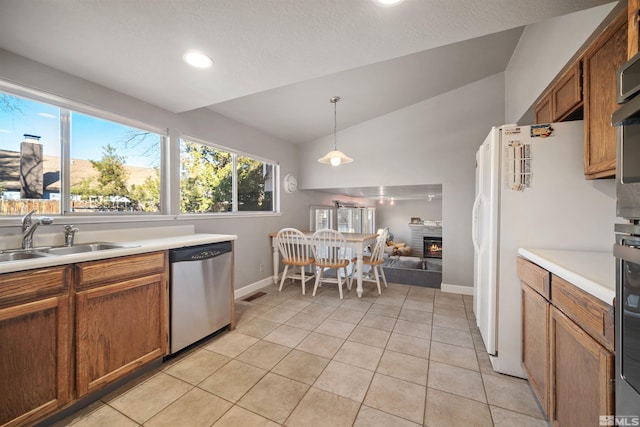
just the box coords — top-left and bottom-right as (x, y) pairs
(423, 236), (443, 258)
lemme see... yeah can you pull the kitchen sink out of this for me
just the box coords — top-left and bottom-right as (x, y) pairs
(0, 242), (139, 263)
(0, 251), (52, 262)
(40, 242), (138, 255)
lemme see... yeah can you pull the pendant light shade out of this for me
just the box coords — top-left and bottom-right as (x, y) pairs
(318, 96), (353, 166)
(318, 150), (353, 166)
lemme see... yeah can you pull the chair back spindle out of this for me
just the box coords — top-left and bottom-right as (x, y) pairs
(275, 228), (315, 295)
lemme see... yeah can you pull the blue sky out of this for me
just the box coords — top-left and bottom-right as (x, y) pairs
(0, 93), (159, 168)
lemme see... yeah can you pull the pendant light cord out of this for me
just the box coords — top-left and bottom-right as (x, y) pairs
(334, 100), (337, 150)
(331, 96), (340, 151)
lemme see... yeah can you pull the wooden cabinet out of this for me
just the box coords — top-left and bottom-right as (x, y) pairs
(629, 0), (640, 59)
(552, 64), (583, 122)
(535, 94), (553, 124)
(518, 258), (615, 425)
(75, 252), (168, 397)
(519, 258), (551, 415)
(551, 274), (614, 352)
(535, 62), (583, 124)
(521, 283), (551, 415)
(583, 10), (628, 179)
(550, 306), (614, 426)
(0, 266), (72, 427)
(0, 250), (175, 424)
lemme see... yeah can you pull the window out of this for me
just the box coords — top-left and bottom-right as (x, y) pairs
(0, 90), (163, 216)
(237, 155), (274, 212)
(180, 138), (277, 214)
(0, 93), (61, 214)
(70, 112), (161, 213)
(180, 139), (233, 213)
(0, 85), (280, 219)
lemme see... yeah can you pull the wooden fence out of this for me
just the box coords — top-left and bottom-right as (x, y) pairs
(0, 200), (60, 215)
(0, 199), (138, 215)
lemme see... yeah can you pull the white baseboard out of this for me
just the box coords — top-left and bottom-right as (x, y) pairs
(235, 277), (273, 300)
(440, 283), (474, 296)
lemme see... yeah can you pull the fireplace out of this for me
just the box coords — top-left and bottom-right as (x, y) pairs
(423, 236), (443, 259)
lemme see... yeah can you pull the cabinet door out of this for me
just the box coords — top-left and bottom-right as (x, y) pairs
(535, 94), (553, 124)
(550, 307), (614, 426)
(552, 62), (582, 122)
(629, 0), (640, 59)
(521, 283), (550, 415)
(0, 296), (71, 427)
(76, 273), (167, 396)
(584, 11), (627, 179)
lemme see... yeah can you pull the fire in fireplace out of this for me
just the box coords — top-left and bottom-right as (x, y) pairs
(423, 236), (443, 258)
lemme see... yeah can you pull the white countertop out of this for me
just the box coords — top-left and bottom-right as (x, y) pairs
(0, 229), (237, 274)
(517, 248), (615, 306)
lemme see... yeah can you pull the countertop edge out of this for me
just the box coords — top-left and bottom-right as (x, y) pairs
(0, 233), (238, 274)
(517, 248), (615, 306)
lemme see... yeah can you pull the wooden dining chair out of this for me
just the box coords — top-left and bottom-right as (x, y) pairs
(350, 227), (389, 294)
(310, 229), (350, 299)
(276, 228), (315, 295)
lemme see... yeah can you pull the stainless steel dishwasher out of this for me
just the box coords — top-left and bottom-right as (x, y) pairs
(169, 241), (232, 355)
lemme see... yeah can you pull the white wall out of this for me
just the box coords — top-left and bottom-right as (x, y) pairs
(377, 198), (442, 245)
(0, 49), (324, 291)
(298, 73), (505, 288)
(505, 2), (617, 124)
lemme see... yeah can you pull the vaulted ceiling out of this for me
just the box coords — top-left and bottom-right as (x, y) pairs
(0, 0), (613, 145)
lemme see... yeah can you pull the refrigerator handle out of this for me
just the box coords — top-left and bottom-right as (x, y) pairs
(472, 194), (481, 253)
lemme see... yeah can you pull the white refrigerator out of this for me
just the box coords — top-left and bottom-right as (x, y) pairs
(472, 121), (617, 378)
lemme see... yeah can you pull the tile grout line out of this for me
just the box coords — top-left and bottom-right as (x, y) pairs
(62, 282), (544, 426)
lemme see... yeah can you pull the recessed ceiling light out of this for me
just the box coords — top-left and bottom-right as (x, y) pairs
(183, 49), (213, 69)
(374, 0), (405, 6)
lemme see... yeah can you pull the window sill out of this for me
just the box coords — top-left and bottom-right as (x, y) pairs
(177, 212), (281, 220)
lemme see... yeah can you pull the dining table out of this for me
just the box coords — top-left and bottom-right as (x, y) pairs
(269, 231), (379, 298)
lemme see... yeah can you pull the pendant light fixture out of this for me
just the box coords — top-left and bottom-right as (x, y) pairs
(318, 96), (353, 166)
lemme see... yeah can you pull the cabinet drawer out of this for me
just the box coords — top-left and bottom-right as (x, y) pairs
(0, 266), (71, 308)
(551, 274), (614, 352)
(75, 251), (167, 290)
(517, 257), (551, 299)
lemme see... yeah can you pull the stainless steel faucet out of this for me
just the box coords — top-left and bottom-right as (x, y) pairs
(21, 209), (53, 249)
(64, 225), (79, 247)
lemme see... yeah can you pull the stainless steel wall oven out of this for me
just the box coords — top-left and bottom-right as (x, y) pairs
(615, 224), (640, 415)
(613, 51), (640, 415)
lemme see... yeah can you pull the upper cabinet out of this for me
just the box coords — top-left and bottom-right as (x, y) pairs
(535, 62), (583, 125)
(629, 0), (640, 59)
(552, 63), (583, 122)
(534, 8), (629, 180)
(534, 94), (553, 125)
(583, 10), (628, 179)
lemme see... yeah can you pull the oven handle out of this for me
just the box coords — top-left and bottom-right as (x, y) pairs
(614, 243), (640, 264)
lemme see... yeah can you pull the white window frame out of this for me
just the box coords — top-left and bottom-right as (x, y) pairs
(177, 135), (280, 217)
(0, 80), (282, 226)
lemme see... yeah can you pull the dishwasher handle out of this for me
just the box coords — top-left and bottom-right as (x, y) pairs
(170, 241), (232, 263)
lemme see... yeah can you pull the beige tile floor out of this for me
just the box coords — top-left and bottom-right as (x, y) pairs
(55, 280), (550, 427)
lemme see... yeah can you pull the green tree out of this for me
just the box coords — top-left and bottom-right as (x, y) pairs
(237, 156), (272, 211)
(129, 169), (160, 212)
(71, 176), (98, 197)
(90, 144), (129, 198)
(180, 141), (232, 213)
